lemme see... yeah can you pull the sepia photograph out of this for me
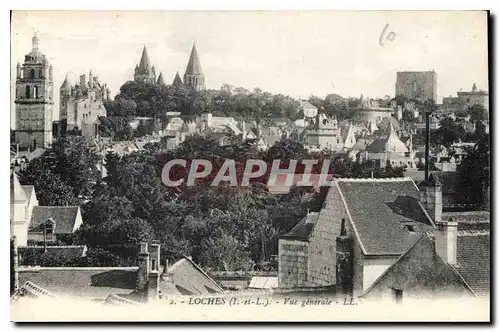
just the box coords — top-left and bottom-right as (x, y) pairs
(9, 9), (491, 322)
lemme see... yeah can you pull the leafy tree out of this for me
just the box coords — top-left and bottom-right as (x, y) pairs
(436, 117), (466, 148)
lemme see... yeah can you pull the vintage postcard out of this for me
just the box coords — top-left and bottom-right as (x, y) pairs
(10, 10), (490, 322)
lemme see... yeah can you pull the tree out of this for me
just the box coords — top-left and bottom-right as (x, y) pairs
(103, 98), (137, 117)
(469, 104), (487, 123)
(457, 125), (490, 206)
(436, 117), (465, 148)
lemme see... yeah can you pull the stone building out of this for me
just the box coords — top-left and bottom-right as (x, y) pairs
(351, 95), (394, 126)
(134, 46), (157, 84)
(11, 172), (82, 247)
(277, 177), (435, 296)
(303, 113), (343, 151)
(183, 43), (205, 91)
(14, 34), (54, 150)
(361, 122), (416, 169)
(59, 70), (109, 137)
(395, 71), (438, 102)
(442, 83), (489, 115)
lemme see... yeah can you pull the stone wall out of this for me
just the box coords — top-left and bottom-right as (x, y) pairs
(307, 183), (350, 286)
(278, 239), (309, 288)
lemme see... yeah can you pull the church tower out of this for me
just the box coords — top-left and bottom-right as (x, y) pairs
(183, 43), (205, 91)
(15, 33), (54, 150)
(134, 46), (156, 84)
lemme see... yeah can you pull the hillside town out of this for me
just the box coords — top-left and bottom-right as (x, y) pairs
(10, 27), (490, 311)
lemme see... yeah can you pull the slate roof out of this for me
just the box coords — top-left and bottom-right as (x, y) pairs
(455, 234), (490, 297)
(163, 256), (224, 296)
(138, 46), (152, 71)
(29, 206), (80, 234)
(337, 178), (434, 255)
(184, 44), (203, 76)
(280, 213), (319, 241)
(172, 71), (183, 86)
(18, 267), (138, 300)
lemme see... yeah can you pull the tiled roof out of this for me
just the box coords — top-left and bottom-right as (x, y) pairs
(29, 206), (80, 234)
(164, 256), (224, 296)
(280, 213), (318, 241)
(18, 267), (138, 300)
(455, 234), (490, 297)
(299, 101), (318, 110)
(337, 178), (434, 255)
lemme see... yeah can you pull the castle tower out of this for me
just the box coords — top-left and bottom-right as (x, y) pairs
(134, 46), (156, 84)
(172, 71), (183, 88)
(14, 33), (54, 150)
(183, 43), (205, 91)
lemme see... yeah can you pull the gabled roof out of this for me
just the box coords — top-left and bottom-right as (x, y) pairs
(454, 233), (490, 296)
(360, 234), (475, 298)
(11, 172), (27, 203)
(336, 178), (434, 255)
(18, 267), (138, 300)
(164, 256), (224, 295)
(184, 43), (203, 76)
(29, 206), (81, 234)
(299, 100), (318, 110)
(280, 212), (319, 241)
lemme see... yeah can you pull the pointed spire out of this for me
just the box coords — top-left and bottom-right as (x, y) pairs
(156, 72), (165, 85)
(32, 32), (39, 52)
(472, 82), (477, 92)
(172, 71), (183, 87)
(61, 74), (70, 89)
(11, 172), (27, 203)
(138, 45), (152, 71)
(184, 43), (203, 76)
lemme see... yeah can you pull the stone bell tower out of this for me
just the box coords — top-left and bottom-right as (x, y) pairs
(15, 33), (54, 150)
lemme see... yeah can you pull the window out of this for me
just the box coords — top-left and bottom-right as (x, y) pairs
(392, 288), (403, 304)
(151, 259), (157, 271)
(25, 86), (30, 99)
(45, 221), (54, 234)
(33, 86), (38, 99)
(405, 225), (415, 233)
(30, 69), (35, 78)
(340, 218), (346, 236)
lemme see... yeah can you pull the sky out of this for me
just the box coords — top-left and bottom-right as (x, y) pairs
(10, 10), (488, 126)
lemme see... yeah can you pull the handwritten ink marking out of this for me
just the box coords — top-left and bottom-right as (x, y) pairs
(379, 23), (396, 46)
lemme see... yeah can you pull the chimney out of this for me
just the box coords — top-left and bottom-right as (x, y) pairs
(145, 241), (161, 302)
(418, 174), (442, 223)
(435, 217), (458, 265)
(335, 219), (353, 296)
(135, 242), (149, 297)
